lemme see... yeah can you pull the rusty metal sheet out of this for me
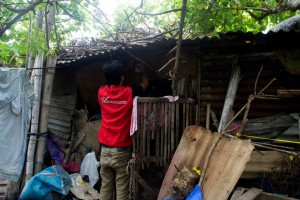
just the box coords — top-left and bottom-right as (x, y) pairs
(242, 151), (286, 179)
(158, 125), (254, 200)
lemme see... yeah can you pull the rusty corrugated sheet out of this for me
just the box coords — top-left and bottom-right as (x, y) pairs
(158, 125), (254, 200)
(57, 30), (300, 67)
(242, 151), (286, 179)
(48, 95), (76, 142)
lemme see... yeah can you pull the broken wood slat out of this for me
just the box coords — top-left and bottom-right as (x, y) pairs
(158, 126), (254, 200)
(160, 102), (164, 167)
(206, 103), (211, 129)
(277, 89), (300, 98)
(230, 187), (245, 200)
(141, 103), (147, 170)
(186, 103), (190, 127)
(236, 188), (262, 200)
(138, 97), (190, 103)
(155, 103), (160, 167)
(175, 103), (180, 150)
(168, 103), (171, 163)
(232, 187), (298, 200)
(183, 103), (186, 130)
(146, 102), (151, 168)
(151, 103), (156, 140)
(164, 103), (168, 166)
(171, 103), (175, 157)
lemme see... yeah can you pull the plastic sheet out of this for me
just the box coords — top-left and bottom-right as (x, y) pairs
(19, 165), (71, 200)
(186, 185), (203, 200)
(80, 151), (100, 187)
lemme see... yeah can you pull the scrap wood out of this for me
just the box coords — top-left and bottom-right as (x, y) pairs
(158, 125), (254, 200)
(230, 188), (245, 200)
(70, 183), (99, 200)
(236, 188), (262, 200)
(231, 187), (299, 200)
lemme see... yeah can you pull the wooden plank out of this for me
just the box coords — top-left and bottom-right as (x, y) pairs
(171, 103), (175, 156)
(186, 103), (190, 126)
(141, 103), (147, 170)
(146, 102), (151, 168)
(164, 103), (168, 166)
(160, 103), (164, 167)
(196, 59), (201, 125)
(158, 126), (254, 200)
(138, 97), (190, 103)
(218, 61), (240, 132)
(234, 187), (298, 200)
(175, 103), (180, 148)
(167, 103), (171, 162)
(230, 187), (245, 200)
(182, 103), (186, 130)
(236, 188), (262, 200)
(277, 89), (300, 98)
(155, 103), (160, 167)
(206, 103), (211, 129)
(151, 103), (156, 140)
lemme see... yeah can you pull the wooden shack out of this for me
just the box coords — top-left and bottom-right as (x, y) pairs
(52, 30), (300, 199)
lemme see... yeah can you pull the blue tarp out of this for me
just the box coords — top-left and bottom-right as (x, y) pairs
(19, 165), (71, 200)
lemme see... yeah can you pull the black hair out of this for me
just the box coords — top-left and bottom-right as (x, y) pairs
(102, 60), (125, 85)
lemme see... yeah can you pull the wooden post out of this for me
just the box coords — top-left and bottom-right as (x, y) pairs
(34, 56), (57, 174)
(218, 58), (240, 132)
(206, 103), (211, 129)
(171, 0), (187, 95)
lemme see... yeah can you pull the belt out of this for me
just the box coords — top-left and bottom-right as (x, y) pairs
(101, 144), (132, 152)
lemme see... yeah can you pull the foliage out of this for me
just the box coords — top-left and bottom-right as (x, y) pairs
(1, 0), (300, 67)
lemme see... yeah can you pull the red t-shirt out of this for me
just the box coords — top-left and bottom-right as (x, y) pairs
(98, 85), (133, 147)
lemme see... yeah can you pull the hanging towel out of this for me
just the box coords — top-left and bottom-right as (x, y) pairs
(130, 96), (138, 135)
(0, 67), (34, 181)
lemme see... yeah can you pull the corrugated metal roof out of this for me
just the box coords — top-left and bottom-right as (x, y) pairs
(57, 30), (300, 67)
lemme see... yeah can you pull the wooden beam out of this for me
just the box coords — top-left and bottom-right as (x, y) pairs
(218, 58), (241, 132)
(277, 89), (300, 98)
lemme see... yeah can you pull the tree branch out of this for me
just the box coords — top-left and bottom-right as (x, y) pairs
(0, 0), (43, 37)
(136, 8), (182, 16)
(171, 0), (187, 94)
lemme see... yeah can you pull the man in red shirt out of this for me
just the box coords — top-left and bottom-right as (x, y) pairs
(98, 60), (148, 200)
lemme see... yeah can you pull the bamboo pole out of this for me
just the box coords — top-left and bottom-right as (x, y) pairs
(25, 54), (44, 182)
(34, 55), (57, 174)
(29, 8), (43, 84)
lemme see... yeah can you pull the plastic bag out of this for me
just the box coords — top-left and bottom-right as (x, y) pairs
(80, 151), (100, 187)
(69, 173), (83, 187)
(19, 165), (71, 200)
(186, 185), (203, 200)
